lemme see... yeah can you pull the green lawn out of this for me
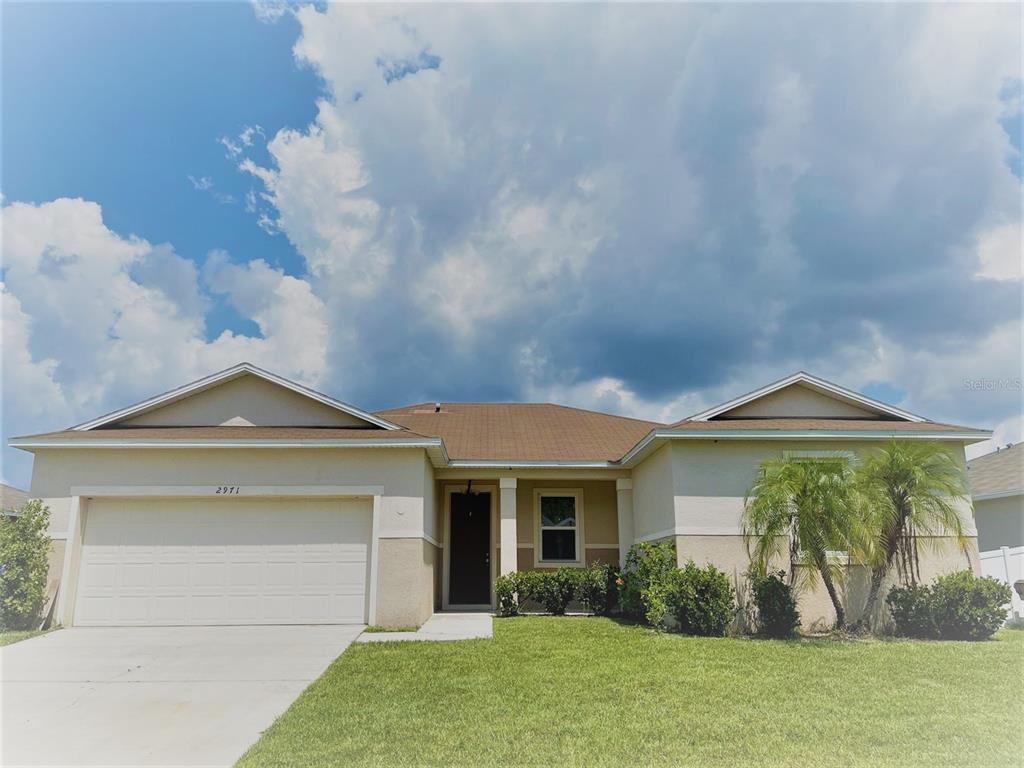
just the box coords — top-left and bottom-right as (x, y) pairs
(238, 618), (1021, 768)
(0, 629), (46, 646)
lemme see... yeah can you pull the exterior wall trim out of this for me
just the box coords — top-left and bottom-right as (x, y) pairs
(620, 429), (992, 466)
(54, 488), (384, 627)
(379, 530), (442, 548)
(13, 438), (443, 450)
(441, 483), (498, 611)
(69, 485), (385, 498)
(973, 489), (1023, 501)
(533, 488), (586, 568)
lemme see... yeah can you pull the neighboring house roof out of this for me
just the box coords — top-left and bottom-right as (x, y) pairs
(376, 403), (661, 463)
(72, 363), (402, 432)
(967, 443), (1024, 499)
(1, 483), (30, 512)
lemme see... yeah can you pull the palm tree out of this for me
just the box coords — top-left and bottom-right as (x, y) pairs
(743, 454), (859, 629)
(854, 440), (970, 630)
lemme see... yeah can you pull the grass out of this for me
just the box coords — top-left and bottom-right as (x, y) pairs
(238, 618), (1022, 768)
(0, 629), (46, 646)
(363, 625), (420, 633)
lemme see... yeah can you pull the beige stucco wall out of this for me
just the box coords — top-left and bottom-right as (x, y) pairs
(722, 384), (880, 419)
(668, 440), (976, 538)
(974, 495), (1024, 550)
(27, 446), (437, 629)
(631, 444), (675, 540)
(120, 374), (372, 428)
(376, 537), (436, 627)
(30, 447), (433, 537)
(668, 439), (978, 629)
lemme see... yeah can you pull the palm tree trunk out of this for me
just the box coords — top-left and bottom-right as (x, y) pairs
(859, 564), (887, 630)
(859, 511), (905, 631)
(817, 559), (846, 629)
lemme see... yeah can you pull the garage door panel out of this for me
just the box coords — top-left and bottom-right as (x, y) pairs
(75, 498), (371, 626)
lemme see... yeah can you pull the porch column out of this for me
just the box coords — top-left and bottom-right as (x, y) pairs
(616, 478), (634, 568)
(499, 478), (518, 575)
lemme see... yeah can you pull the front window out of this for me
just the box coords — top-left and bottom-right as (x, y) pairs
(538, 491), (582, 563)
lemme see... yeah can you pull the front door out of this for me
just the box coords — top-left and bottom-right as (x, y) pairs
(448, 491), (491, 605)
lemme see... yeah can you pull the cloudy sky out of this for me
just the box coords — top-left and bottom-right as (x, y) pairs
(2, 2), (1021, 487)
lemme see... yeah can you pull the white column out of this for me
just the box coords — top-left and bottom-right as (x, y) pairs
(55, 496), (82, 627)
(616, 478), (634, 568)
(499, 478), (518, 575)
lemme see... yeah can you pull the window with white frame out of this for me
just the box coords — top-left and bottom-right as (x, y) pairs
(536, 490), (583, 564)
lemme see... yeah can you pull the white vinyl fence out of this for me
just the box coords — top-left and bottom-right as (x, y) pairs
(979, 546), (1024, 620)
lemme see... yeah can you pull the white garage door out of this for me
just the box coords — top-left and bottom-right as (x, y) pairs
(74, 497), (371, 626)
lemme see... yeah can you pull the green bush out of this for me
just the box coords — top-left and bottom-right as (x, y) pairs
(535, 568), (579, 615)
(0, 500), (51, 630)
(495, 573), (521, 617)
(750, 570), (801, 638)
(665, 561), (735, 637)
(576, 561), (618, 616)
(619, 540), (677, 625)
(887, 570), (1012, 641)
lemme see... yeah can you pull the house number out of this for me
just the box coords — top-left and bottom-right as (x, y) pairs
(215, 486), (240, 495)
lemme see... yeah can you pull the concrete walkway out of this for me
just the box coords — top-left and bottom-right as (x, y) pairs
(358, 612), (493, 642)
(1, 625), (363, 767)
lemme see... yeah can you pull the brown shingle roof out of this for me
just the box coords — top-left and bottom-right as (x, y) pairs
(665, 418), (983, 433)
(967, 443), (1024, 497)
(376, 403), (662, 462)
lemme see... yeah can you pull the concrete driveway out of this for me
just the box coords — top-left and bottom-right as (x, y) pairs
(1, 625), (363, 767)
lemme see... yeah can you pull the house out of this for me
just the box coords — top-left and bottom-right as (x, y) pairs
(9, 364), (989, 629)
(967, 442), (1023, 551)
(968, 443), (1023, 619)
(1, 482), (30, 515)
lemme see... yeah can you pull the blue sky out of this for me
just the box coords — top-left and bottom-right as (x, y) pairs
(2, 3), (1021, 488)
(3, 1), (318, 337)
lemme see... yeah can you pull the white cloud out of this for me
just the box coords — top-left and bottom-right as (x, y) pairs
(975, 223), (1023, 282)
(188, 175), (214, 191)
(4, 4), (1022, 486)
(0, 198), (328, 483)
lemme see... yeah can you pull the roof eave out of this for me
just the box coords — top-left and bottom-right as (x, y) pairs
(9, 437), (444, 451)
(619, 427), (993, 467)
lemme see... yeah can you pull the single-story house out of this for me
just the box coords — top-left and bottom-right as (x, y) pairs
(967, 442), (1023, 551)
(968, 442), (1023, 619)
(10, 364), (989, 629)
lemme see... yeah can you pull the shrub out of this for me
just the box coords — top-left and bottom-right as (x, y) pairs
(887, 570), (1012, 641)
(665, 561), (735, 637)
(577, 561), (618, 616)
(495, 573), (521, 617)
(750, 570), (801, 638)
(535, 568), (579, 615)
(619, 540), (677, 625)
(0, 500), (51, 630)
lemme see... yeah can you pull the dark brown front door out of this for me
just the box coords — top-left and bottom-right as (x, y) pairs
(449, 491), (491, 605)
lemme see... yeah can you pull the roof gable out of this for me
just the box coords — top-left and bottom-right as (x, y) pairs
(685, 372), (925, 423)
(76, 363), (400, 431)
